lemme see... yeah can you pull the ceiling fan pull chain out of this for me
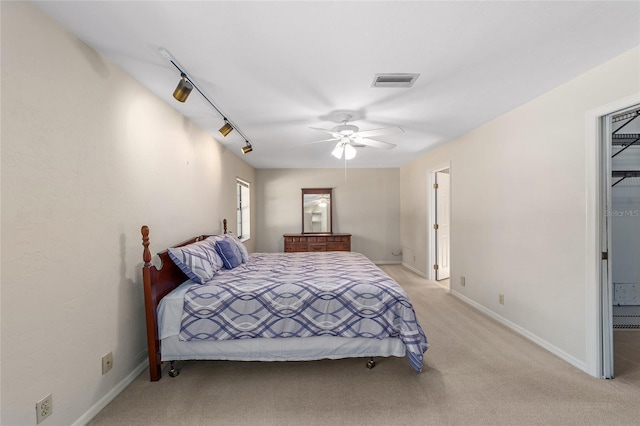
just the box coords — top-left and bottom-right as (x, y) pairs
(344, 154), (348, 182)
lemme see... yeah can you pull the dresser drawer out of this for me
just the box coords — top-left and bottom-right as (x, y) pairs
(326, 242), (350, 251)
(283, 234), (351, 253)
(285, 244), (308, 252)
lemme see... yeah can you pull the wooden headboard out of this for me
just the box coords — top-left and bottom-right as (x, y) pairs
(141, 219), (227, 381)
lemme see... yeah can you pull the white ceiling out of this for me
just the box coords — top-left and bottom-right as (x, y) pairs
(33, 1), (640, 169)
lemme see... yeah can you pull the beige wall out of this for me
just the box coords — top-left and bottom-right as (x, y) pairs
(1, 3), (255, 424)
(401, 46), (640, 370)
(256, 168), (401, 263)
(3, 2), (638, 423)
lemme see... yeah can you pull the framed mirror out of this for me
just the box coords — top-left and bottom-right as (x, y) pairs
(302, 188), (332, 234)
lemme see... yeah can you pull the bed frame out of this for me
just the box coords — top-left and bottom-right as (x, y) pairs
(140, 220), (227, 381)
(141, 220), (396, 381)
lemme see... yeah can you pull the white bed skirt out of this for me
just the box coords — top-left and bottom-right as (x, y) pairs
(161, 335), (406, 362)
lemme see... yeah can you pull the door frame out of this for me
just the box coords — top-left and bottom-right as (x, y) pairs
(585, 93), (640, 378)
(428, 161), (452, 285)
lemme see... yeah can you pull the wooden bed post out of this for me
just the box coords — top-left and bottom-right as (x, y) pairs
(223, 218), (227, 234)
(141, 226), (162, 381)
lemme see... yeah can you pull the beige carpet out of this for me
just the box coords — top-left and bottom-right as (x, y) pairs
(89, 265), (640, 426)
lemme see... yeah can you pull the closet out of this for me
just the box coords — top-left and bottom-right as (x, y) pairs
(611, 108), (640, 329)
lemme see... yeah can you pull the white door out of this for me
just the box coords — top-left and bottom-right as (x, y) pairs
(436, 171), (451, 280)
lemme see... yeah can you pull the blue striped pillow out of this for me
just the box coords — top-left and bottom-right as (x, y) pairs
(214, 239), (242, 269)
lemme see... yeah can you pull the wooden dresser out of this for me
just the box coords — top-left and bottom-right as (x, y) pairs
(283, 233), (351, 253)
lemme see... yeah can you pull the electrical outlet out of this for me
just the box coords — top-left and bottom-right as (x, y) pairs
(499, 294), (505, 305)
(460, 276), (466, 287)
(102, 351), (113, 375)
(36, 394), (52, 424)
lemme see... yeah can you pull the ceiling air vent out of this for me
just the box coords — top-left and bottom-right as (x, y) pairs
(371, 73), (420, 88)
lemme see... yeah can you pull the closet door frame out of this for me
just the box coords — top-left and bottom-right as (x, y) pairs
(585, 94), (640, 378)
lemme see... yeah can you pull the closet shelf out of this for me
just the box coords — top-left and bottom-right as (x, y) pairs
(611, 109), (640, 187)
(612, 133), (640, 146)
(612, 171), (640, 187)
(612, 171), (640, 178)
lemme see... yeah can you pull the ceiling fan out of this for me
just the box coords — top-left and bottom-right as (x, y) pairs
(309, 114), (404, 160)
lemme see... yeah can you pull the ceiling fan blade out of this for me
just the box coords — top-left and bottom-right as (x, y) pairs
(357, 137), (397, 150)
(309, 127), (341, 138)
(306, 138), (340, 145)
(356, 126), (404, 138)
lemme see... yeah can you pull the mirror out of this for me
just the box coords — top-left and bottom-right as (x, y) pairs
(302, 188), (332, 234)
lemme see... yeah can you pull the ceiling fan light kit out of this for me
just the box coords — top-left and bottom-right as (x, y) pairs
(331, 143), (343, 159)
(331, 140), (357, 160)
(343, 143), (357, 160)
(311, 114), (402, 161)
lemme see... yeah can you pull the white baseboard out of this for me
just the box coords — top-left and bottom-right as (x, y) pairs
(400, 263), (449, 290)
(72, 360), (147, 426)
(401, 262), (427, 278)
(450, 290), (587, 373)
(374, 261), (402, 265)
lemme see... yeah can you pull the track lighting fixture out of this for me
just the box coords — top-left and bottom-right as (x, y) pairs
(241, 141), (253, 154)
(160, 48), (252, 154)
(219, 120), (234, 137)
(172, 73), (193, 102)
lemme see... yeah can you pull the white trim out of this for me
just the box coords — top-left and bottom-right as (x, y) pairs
(72, 360), (148, 426)
(400, 262), (449, 290)
(427, 162), (452, 282)
(236, 177), (250, 187)
(584, 93), (640, 378)
(451, 290), (586, 372)
(236, 177), (251, 241)
(427, 171), (436, 281)
(402, 262), (427, 278)
(374, 261), (402, 265)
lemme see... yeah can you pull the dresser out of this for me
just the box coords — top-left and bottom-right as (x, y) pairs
(283, 233), (351, 253)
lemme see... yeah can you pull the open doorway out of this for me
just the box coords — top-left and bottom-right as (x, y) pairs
(601, 105), (640, 378)
(428, 164), (451, 288)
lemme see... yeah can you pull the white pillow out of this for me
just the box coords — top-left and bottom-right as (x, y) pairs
(225, 234), (249, 263)
(167, 236), (222, 284)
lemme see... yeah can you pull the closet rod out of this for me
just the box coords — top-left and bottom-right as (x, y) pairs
(612, 133), (640, 145)
(612, 135), (640, 158)
(612, 171), (640, 187)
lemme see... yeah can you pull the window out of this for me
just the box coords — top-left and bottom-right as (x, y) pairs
(236, 178), (251, 241)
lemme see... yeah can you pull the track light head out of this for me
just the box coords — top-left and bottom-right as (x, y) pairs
(173, 73), (193, 102)
(219, 120), (234, 137)
(241, 141), (253, 154)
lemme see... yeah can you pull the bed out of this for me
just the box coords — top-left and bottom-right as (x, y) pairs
(141, 221), (428, 381)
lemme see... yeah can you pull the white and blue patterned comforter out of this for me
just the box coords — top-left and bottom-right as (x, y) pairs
(180, 251), (428, 371)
